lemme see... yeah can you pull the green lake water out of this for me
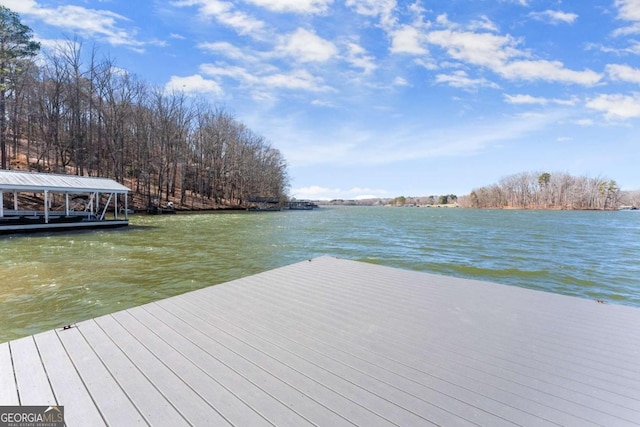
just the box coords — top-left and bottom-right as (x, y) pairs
(1, 206), (639, 342)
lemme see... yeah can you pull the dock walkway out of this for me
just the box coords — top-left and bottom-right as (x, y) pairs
(1, 256), (639, 426)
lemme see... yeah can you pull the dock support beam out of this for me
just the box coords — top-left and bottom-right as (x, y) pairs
(44, 190), (49, 224)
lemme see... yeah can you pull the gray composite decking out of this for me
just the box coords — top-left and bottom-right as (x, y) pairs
(1, 256), (639, 426)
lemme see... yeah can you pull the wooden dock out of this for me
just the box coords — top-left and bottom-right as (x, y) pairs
(1, 256), (639, 426)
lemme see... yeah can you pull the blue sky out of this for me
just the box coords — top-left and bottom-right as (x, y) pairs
(3, 0), (640, 200)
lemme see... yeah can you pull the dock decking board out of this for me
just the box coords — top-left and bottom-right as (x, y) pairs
(155, 300), (426, 427)
(164, 295), (530, 427)
(173, 284), (600, 427)
(2, 256), (640, 426)
(0, 342), (19, 405)
(211, 271), (639, 405)
(186, 267), (633, 425)
(55, 326), (147, 426)
(110, 310), (267, 427)
(10, 336), (57, 406)
(33, 331), (105, 426)
(128, 306), (316, 427)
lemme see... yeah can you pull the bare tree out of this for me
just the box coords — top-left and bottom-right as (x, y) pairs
(470, 171), (622, 210)
(0, 21), (290, 209)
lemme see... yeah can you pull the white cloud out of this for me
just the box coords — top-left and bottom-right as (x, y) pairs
(627, 40), (640, 54)
(353, 194), (384, 200)
(55, 9), (142, 48)
(393, 77), (409, 86)
(469, 16), (499, 32)
(200, 63), (332, 93)
(435, 13), (453, 27)
(435, 70), (499, 90)
(172, 0), (266, 37)
(291, 185), (338, 199)
(198, 41), (260, 62)
(498, 60), (601, 85)
(263, 69), (332, 91)
(504, 94), (548, 105)
(612, 23), (640, 37)
(343, 41), (377, 74)
(243, 0), (333, 14)
(165, 74), (224, 95)
(2, 0), (145, 49)
(310, 99), (336, 107)
(0, 0), (38, 13)
(586, 93), (640, 119)
(390, 25), (428, 54)
(591, 40), (640, 55)
(574, 118), (594, 126)
(408, 2), (426, 17)
(345, 0), (397, 29)
(529, 10), (578, 25)
(615, 0), (640, 21)
(427, 30), (517, 70)
(613, 0), (640, 35)
(200, 63), (258, 84)
(606, 64), (640, 83)
(426, 28), (601, 85)
(33, 37), (64, 52)
(278, 110), (566, 170)
(504, 94), (577, 106)
(277, 28), (338, 62)
(501, 0), (529, 5)
(414, 58), (438, 70)
(291, 185), (389, 200)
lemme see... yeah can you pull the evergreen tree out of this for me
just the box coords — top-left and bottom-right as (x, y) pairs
(0, 6), (40, 169)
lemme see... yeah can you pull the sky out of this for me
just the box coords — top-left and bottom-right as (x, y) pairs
(2, 0), (640, 200)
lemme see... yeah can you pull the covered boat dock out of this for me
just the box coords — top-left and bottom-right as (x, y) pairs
(0, 170), (130, 233)
(1, 256), (639, 426)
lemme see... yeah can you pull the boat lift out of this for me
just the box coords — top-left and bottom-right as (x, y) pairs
(0, 170), (131, 233)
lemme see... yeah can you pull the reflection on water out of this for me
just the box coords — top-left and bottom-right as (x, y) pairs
(1, 207), (640, 342)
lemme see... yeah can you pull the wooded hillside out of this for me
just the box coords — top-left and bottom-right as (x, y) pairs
(1, 7), (289, 210)
(462, 171), (629, 210)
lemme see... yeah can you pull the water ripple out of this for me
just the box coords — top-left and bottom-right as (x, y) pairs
(2, 207), (640, 342)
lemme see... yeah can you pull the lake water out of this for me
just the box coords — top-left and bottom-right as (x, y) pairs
(1, 206), (639, 342)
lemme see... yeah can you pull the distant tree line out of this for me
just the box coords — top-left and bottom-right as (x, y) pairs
(388, 195), (458, 206)
(0, 7), (288, 209)
(461, 171), (622, 210)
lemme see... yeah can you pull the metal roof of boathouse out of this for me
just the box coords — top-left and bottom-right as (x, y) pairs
(1, 256), (639, 426)
(0, 170), (130, 193)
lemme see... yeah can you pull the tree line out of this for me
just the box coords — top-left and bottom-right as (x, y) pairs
(461, 171), (624, 210)
(388, 195), (458, 206)
(0, 6), (288, 209)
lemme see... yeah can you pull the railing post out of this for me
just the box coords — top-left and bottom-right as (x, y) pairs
(44, 190), (49, 224)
